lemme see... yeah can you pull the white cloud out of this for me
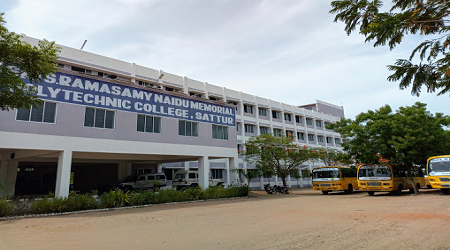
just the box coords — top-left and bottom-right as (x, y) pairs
(3, 0), (449, 120)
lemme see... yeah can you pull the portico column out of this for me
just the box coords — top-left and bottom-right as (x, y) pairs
(228, 157), (238, 186)
(55, 150), (72, 198)
(157, 163), (163, 173)
(198, 156), (209, 189)
(117, 162), (132, 182)
(0, 160), (18, 198)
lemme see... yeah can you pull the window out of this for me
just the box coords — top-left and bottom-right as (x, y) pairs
(335, 138), (341, 145)
(209, 96), (221, 101)
(324, 122), (331, 129)
(211, 169), (223, 179)
(284, 113), (292, 121)
(212, 125), (228, 140)
(297, 132), (305, 140)
(98, 72), (117, 79)
(190, 92), (203, 98)
(244, 104), (253, 114)
(258, 107), (267, 116)
(308, 134), (315, 142)
(273, 129), (282, 137)
(165, 87), (181, 92)
(236, 122), (240, 132)
(84, 107), (115, 129)
(260, 126), (269, 135)
(227, 101), (238, 106)
(179, 120), (198, 137)
(306, 118), (313, 125)
(272, 111), (281, 119)
(245, 124), (255, 133)
(71, 66), (92, 74)
(316, 120), (322, 127)
(318, 135), (324, 143)
(295, 116), (303, 124)
(286, 130), (294, 137)
(56, 63), (64, 68)
(16, 101), (57, 123)
(137, 115), (161, 133)
(326, 137), (333, 143)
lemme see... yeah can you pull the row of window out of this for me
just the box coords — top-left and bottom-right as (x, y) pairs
(63, 64), (336, 131)
(238, 123), (341, 144)
(243, 105), (329, 128)
(16, 102), (229, 140)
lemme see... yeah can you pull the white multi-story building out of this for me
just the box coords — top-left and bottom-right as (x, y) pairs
(0, 35), (344, 197)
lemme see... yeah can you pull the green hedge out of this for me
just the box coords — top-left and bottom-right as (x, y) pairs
(0, 185), (249, 217)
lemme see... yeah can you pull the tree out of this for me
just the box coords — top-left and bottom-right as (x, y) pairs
(328, 102), (450, 165)
(312, 147), (355, 166)
(232, 168), (261, 188)
(0, 13), (59, 110)
(327, 102), (450, 193)
(241, 134), (318, 188)
(330, 1), (450, 96)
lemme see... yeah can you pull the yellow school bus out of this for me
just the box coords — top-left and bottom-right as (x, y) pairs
(426, 155), (450, 194)
(358, 164), (425, 196)
(312, 166), (358, 194)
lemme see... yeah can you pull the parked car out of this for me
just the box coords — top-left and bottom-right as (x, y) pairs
(116, 173), (167, 191)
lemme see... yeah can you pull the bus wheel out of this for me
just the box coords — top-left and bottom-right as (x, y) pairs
(322, 191), (329, 195)
(440, 189), (450, 194)
(344, 184), (353, 194)
(368, 191), (375, 196)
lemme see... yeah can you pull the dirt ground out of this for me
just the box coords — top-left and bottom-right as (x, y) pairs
(0, 188), (449, 250)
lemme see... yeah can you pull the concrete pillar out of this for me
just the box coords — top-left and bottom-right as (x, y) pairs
(227, 157), (238, 186)
(55, 150), (72, 198)
(117, 162), (132, 182)
(287, 175), (292, 188)
(198, 156), (209, 189)
(183, 162), (189, 171)
(0, 160), (18, 198)
(260, 174), (264, 190)
(0, 161), (8, 195)
(157, 163), (163, 173)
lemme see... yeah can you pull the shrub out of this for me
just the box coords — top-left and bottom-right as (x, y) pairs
(100, 190), (130, 208)
(0, 199), (13, 217)
(183, 186), (203, 200)
(31, 198), (55, 214)
(128, 190), (155, 206)
(157, 188), (191, 203)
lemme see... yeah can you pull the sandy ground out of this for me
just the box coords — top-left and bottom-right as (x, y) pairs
(0, 188), (450, 250)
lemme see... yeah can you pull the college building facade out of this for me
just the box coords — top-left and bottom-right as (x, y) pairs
(0, 35), (344, 198)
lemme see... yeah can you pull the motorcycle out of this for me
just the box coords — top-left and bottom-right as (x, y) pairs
(264, 184), (277, 194)
(273, 185), (290, 194)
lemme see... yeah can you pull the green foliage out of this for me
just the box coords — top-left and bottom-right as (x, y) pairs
(242, 134), (318, 187)
(330, 1), (450, 96)
(310, 147), (353, 166)
(1, 186), (249, 217)
(202, 185), (249, 199)
(100, 190), (130, 208)
(128, 190), (155, 206)
(328, 102), (450, 165)
(0, 199), (13, 216)
(184, 186), (203, 200)
(30, 193), (99, 214)
(232, 168), (260, 187)
(0, 13), (60, 110)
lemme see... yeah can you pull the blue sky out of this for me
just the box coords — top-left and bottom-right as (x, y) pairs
(2, 0), (449, 119)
